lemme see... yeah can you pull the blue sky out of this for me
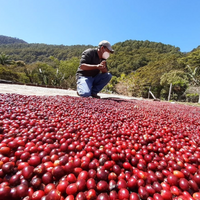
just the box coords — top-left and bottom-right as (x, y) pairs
(1, 0), (200, 52)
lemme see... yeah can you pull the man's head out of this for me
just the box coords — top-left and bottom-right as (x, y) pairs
(98, 40), (114, 60)
(98, 40), (114, 53)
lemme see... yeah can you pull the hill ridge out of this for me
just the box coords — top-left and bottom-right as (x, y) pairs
(0, 35), (27, 45)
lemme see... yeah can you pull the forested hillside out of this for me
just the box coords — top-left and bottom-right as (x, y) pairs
(108, 40), (182, 76)
(0, 35), (27, 45)
(0, 35), (200, 102)
(0, 43), (93, 64)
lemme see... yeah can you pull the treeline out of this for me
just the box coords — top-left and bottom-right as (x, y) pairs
(0, 37), (200, 102)
(0, 35), (27, 45)
(0, 43), (93, 64)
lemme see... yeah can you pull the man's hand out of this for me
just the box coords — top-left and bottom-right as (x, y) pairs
(97, 61), (108, 73)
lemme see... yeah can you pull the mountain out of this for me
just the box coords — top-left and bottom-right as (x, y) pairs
(0, 35), (27, 45)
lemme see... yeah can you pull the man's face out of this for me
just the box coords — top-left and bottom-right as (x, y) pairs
(101, 46), (111, 60)
(102, 46), (111, 54)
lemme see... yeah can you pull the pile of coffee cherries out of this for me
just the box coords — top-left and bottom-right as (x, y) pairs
(0, 94), (200, 200)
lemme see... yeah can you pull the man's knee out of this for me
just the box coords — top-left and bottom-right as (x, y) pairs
(108, 73), (112, 81)
(103, 72), (112, 83)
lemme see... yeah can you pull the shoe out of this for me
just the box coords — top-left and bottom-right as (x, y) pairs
(91, 93), (101, 99)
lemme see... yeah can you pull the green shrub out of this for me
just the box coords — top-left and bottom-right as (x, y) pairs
(186, 93), (199, 103)
(18, 73), (30, 83)
(0, 66), (20, 82)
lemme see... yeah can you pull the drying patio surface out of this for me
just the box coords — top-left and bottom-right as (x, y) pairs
(0, 83), (142, 101)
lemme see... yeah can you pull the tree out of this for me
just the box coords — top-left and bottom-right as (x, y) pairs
(131, 54), (184, 98)
(24, 64), (39, 83)
(160, 70), (189, 100)
(15, 60), (26, 67)
(0, 65), (19, 81)
(185, 65), (200, 86)
(0, 53), (13, 65)
(181, 49), (200, 67)
(58, 57), (79, 89)
(59, 57), (79, 78)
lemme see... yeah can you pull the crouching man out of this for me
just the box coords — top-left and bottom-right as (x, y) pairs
(76, 40), (114, 98)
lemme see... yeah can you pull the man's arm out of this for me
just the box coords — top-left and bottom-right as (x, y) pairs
(80, 63), (99, 70)
(80, 61), (107, 72)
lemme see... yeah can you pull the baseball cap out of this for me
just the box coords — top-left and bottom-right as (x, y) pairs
(98, 40), (114, 53)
